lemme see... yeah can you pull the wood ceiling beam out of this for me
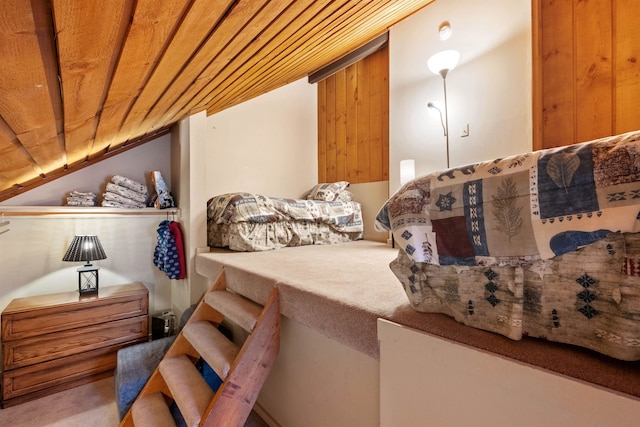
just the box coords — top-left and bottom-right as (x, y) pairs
(116, 0), (237, 144)
(92, 0), (192, 153)
(0, 0), (64, 178)
(53, 0), (134, 166)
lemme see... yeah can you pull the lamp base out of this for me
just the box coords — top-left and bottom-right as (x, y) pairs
(77, 265), (99, 296)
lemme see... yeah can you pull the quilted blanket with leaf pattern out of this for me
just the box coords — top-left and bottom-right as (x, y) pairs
(378, 129), (640, 267)
(376, 130), (640, 360)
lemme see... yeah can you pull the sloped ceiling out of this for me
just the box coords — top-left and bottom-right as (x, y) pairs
(0, 0), (434, 201)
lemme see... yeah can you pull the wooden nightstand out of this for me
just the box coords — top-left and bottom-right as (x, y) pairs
(1, 282), (149, 407)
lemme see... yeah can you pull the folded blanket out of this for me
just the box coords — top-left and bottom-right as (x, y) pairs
(112, 175), (148, 195)
(106, 182), (147, 204)
(102, 191), (146, 208)
(66, 190), (97, 206)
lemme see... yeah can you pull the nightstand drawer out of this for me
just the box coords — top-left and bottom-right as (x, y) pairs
(3, 315), (148, 370)
(2, 284), (148, 341)
(2, 344), (134, 403)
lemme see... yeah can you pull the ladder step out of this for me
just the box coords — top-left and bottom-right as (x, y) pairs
(159, 354), (215, 427)
(131, 392), (176, 427)
(204, 290), (262, 332)
(183, 320), (239, 380)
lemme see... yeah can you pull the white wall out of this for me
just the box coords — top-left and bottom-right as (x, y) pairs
(379, 319), (640, 426)
(205, 78), (318, 198)
(389, 0), (532, 194)
(0, 211), (172, 322)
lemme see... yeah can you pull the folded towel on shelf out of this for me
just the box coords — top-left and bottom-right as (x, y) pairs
(105, 182), (147, 204)
(66, 191), (97, 207)
(112, 175), (148, 196)
(102, 191), (146, 208)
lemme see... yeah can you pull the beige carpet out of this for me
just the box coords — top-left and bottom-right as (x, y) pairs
(196, 240), (640, 398)
(0, 377), (119, 427)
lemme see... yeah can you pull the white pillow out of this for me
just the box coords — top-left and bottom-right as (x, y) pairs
(306, 181), (349, 201)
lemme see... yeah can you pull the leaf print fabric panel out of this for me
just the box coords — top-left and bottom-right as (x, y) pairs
(537, 144), (599, 219)
(482, 171), (538, 258)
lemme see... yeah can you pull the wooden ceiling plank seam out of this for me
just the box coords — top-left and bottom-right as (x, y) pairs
(0, 116), (40, 184)
(100, 0), (201, 146)
(32, 0), (66, 166)
(0, 0), (64, 173)
(159, 0), (329, 125)
(52, 0), (133, 165)
(190, 0), (356, 116)
(203, 0), (360, 111)
(93, 0), (192, 152)
(204, 0), (395, 112)
(124, 0), (422, 136)
(146, 0), (302, 131)
(204, 0), (388, 113)
(213, 0), (430, 113)
(139, 0), (277, 135)
(284, 1), (410, 79)
(116, 0), (238, 141)
(87, 0), (137, 158)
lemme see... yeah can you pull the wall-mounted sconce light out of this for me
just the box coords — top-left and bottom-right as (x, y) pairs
(438, 21), (452, 41)
(63, 235), (107, 296)
(427, 50), (460, 168)
(400, 159), (416, 185)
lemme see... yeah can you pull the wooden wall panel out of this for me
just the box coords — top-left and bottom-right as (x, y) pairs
(318, 79), (327, 182)
(615, 0), (640, 134)
(575, 0), (612, 142)
(534, 0), (640, 150)
(345, 64), (359, 183)
(538, 0), (574, 149)
(317, 46), (389, 184)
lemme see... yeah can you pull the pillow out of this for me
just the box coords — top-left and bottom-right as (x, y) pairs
(336, 190), (354, 202)
(306, 181), (349, 201)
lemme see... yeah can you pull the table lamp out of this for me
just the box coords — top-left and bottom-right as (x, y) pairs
(62, 235), (107, 296)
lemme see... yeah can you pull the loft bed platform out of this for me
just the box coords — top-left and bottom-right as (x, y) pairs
(195, 240), (640, 399)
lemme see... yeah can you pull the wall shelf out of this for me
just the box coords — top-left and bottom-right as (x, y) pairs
(0, 206), (180, 218)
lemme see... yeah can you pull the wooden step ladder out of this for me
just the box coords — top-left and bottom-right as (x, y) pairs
(119, 270), (280, 427)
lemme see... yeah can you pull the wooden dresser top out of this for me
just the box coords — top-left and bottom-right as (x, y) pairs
(2, 282), (148, 314)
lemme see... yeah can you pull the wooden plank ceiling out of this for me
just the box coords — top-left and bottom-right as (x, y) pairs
(0, 0), (434, 201)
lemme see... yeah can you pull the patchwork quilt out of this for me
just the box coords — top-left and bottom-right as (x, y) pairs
(207, 193), (363, 251)
(379, 130), (640, 267)
(378, 130), (640, 360)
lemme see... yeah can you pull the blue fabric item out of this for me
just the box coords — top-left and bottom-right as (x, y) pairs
(153, 220), (183, 279)
(115, 306), (195, 420)
(115, 336), (176, 420)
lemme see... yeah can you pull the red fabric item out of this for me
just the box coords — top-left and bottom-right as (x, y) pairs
(169, 221), (186, 279)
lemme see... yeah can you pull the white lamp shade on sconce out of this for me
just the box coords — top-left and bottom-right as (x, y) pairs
(427, 50), (460, 76)
(400, 159), (416, 185)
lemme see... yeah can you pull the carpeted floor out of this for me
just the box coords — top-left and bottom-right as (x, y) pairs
(0, 376), (269, 427)
(0, 377), (119, 427)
